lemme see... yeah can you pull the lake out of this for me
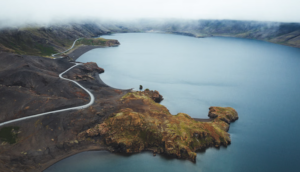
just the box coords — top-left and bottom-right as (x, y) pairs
(45, 33), (300, 172)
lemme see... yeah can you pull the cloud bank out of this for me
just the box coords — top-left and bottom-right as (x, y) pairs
(1, 0), (300, 28)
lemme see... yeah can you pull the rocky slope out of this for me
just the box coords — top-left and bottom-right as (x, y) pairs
(0, 52), (87, 123)
(0, 52), (131, 172)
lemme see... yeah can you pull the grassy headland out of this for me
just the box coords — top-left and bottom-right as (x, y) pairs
(78, 90), (238, 162)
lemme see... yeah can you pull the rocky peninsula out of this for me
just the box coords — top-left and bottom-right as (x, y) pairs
(78, 91), (238, 162)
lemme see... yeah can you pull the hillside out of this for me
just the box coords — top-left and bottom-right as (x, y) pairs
(0, 23), (138, 57)
(0, 20), (299, 57)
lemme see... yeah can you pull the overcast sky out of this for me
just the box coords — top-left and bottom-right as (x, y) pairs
(1, 0), (300, 27)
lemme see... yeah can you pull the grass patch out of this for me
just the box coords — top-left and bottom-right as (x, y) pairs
(0, 126), (20, 144)
(76, 38), (111, 46)
(35, 43), (57, 56)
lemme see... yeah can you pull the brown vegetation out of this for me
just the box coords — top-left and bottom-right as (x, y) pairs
(78, 91), (238, 162)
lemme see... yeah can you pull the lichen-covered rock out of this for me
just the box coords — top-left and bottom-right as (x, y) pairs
(208, 106), (238, 132)
(209, 106), (238, 123)
(144, 90), (164, 103)
(79, 91), (238, 162)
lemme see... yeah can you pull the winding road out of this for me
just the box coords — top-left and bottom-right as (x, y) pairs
(52, 38), (82, 57)
(0, 41), (95, 127)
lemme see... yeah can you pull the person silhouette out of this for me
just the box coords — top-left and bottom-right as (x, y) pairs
(139, 85), (143, 91)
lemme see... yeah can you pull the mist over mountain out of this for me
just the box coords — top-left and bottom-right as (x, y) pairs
(1, 0), (300, 29)
(0, 19), (299, 57)
(1, 0), (300, 55)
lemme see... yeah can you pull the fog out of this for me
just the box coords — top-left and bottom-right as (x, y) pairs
(1, 0), (300, 28)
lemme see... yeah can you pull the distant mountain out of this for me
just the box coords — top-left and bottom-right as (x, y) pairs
(0, 20), (299, 57)
(0, 23), (139, 56)
(138, 20), (300, 48)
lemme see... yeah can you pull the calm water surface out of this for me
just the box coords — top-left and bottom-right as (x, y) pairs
(45, 33), (300, 172)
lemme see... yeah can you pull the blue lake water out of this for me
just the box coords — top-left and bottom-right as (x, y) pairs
(45, 33), (300, 172)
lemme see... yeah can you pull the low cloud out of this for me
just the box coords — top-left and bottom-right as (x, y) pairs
(1, 0), (300, 28)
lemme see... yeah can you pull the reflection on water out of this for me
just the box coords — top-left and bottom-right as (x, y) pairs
(45, 151), (201, 172)
(45, 33), (300, 172)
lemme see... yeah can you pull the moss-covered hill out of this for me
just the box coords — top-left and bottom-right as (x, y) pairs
(75, 38), (120, 47)
(78, 90), (238, 162)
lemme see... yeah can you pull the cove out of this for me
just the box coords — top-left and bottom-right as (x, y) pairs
(45, 33), (300, 172)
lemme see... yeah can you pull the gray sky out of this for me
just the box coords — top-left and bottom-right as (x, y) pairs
(1, 0), (300, 27)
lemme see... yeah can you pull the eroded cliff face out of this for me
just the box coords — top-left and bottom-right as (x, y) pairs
(78, 91), (238, 162)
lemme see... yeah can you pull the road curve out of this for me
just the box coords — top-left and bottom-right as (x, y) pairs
(52, 38), (82, 57)
(0, 63), (95, 127)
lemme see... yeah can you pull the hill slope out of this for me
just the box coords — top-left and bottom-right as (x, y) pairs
(0, 23), (138, 56)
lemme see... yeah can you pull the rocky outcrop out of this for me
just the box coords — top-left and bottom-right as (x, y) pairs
(78, 91), (238, 162)
(209, 106), (238, 123)
(144, 89), (164, 103)
(208, 106), (238, 132)
(59, 62), (104, 82)
(105, 40), (120, 46)
(82, 62), (105, 73)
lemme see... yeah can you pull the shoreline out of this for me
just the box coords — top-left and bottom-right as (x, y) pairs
(147, 31), (300, 49)
(66, 45), (107, 61)
(39, 39), (219, 171)
(41, 145), (108, 172)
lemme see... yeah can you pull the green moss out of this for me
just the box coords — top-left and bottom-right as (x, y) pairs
(35, 43), (57, 56)
(0, 126), (20, 144)
(76, 38), (110, 46)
